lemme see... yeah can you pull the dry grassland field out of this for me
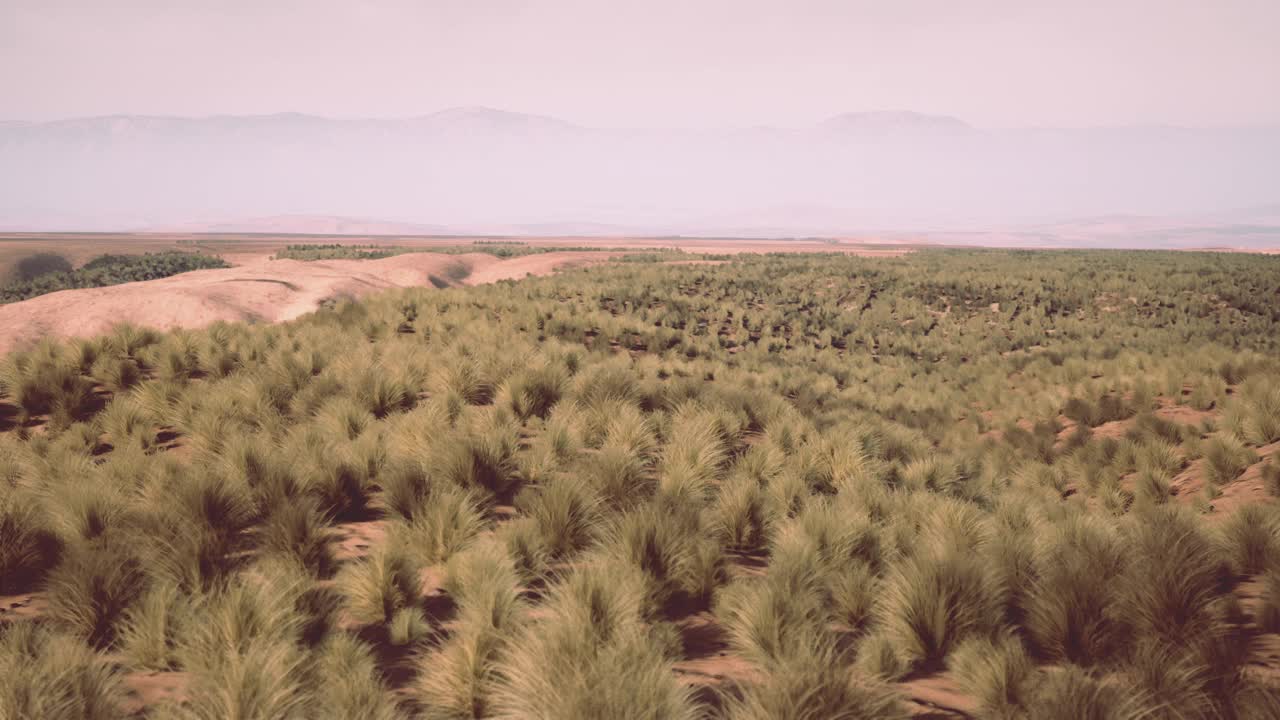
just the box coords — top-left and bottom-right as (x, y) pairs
(3, 240), (1280, 719)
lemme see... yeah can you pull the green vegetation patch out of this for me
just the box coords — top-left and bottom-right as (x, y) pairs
(272, 242), (711, 262)
(0, 252), (229, 304)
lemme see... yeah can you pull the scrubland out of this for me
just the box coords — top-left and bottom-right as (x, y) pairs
(2, 249), (1280, 719)
(0, 252), (229, 304)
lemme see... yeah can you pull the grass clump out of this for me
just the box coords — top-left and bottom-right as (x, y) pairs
(1257, 570), (1280, 633)
(492, 562), (699, 720)
(873, 541), (1003, 671)
(394, 485), (487, 566)
(0, 623), (125, 720)
(45, 532), (148, 648)
(947, 632), (1038, 719)
(1202, 435), (1258, 487)
(413, 540), (526, 718)
(1023, 515), (1126, 665)
(1219, 504), (1279, 576)
(0, 486), (62, 593)
(723, 639), (905, 720)
(336, 539), (425, 635)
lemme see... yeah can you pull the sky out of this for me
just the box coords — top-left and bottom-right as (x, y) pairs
(2, 0), (1278, 128)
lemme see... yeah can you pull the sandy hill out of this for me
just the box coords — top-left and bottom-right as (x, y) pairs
(0, 251), (611, 355)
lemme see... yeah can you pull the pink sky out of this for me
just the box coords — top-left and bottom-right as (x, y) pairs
(2, 0), (1278, 128)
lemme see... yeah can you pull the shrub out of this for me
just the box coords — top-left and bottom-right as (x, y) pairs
(12, 251), (73, 281)
(395, 485), (487, 566)
(379, 460), (432, 521)
(336, 539), (423, 628)
(522, 474), (602, 562)
(1024, 665), (1145, 720)
(1202, 435), (1258, 487)
(826, 562), (878, 634)
(256, 499), (336, 577)
(90, 353), (142, 394)
(0, 623), (125, 720)
(707, 471), (773, 552)
(493, 596), (696, 720)
(499, 362), (568, 421)
(412, 621), (506, 719)
(45, 533), (148, 648)
(1117, 506), (1226, 643)
(947, 631), (1037, 719)
(1024, 516), (1127, 665)
(1132, 466), (1172, 506)
(43, 474), (129, 545)
(722, 638), (905, 720)
(0, 487), (62, 593)
(309, 634), (401, 719)
(97, 395), (154, 451)
(1263, 460), (1280, 497)
(491, 560), (698, 719)
(2, 252), (227, 304)
(717, 564), (828, 666)
(607, 504), (722, 611)
(1229, 378), (1280, 445)
(873, 543), (1003, 671)
(436, 420), (521, 501)
(170, 640), (309, 720)
(1219, 504), (1279, 576)
(1257, 570), (1280, 633)
(145, 469), (258, 591)
(442, 539), (526, 631)
(6, 353), (98, 425)
(118, 582), (189, 671)
(584, 442), (653, 509)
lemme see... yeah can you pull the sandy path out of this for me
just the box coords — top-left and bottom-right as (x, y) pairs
(0, 251), (592, 355)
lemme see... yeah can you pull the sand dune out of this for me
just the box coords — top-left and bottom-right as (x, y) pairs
(0, 251), (612, 355)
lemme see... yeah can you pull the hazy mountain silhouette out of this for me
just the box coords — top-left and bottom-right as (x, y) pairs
(2, 108), (1278, 246)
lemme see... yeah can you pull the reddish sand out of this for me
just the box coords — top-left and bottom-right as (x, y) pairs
(0, 251), (614, 355)
(0, 233), (915, 355)
(1172, 440), (1280, 516)
(0, 232), (914, 281)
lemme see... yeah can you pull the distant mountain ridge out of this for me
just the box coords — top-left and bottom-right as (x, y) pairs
(2, 108), (1279, 244)
(10, 107), (1273, 135)
(816, 111), (973, 135)
(145, 215), (456, 236)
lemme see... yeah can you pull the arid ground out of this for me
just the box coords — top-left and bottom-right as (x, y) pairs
(2, 246), (1280, 719)
(0, 233), (912, 355)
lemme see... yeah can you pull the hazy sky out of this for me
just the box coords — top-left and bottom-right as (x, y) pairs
(3, 0), (1278, 128)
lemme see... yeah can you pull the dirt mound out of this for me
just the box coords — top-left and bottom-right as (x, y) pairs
(0, 251), (586, 354)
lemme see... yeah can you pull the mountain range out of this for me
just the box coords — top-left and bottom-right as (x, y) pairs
(3, 107), (1279, 246)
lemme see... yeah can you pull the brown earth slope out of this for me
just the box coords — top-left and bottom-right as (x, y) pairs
(0, 251), (614, 355)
